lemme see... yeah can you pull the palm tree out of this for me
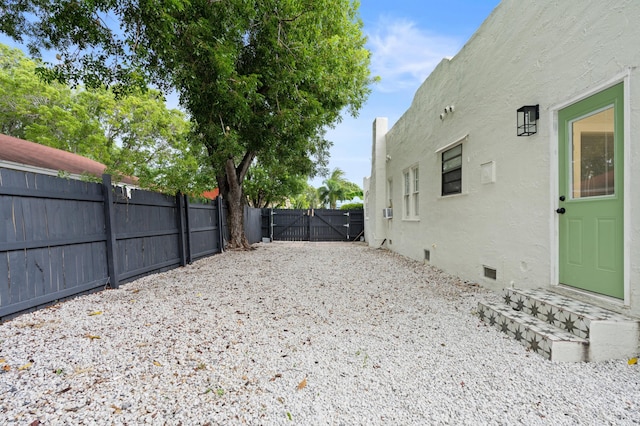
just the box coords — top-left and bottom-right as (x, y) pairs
(317, 168), (362, 209)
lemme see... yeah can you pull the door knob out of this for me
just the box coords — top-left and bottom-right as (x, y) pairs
(559, 196), (566, 201)
(556, 207), (566, 214)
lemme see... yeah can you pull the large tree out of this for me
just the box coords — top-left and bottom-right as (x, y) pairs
(1, 0), (374, 248)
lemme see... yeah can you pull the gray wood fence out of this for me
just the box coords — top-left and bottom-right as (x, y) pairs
(0, 169), (263, 320)
(1, 167), (361, 320)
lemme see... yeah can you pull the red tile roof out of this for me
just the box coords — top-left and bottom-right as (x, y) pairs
(202, 188), (220, 200)
(0, 133), (137, 185)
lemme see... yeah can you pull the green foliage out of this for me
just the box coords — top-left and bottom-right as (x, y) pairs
(0, 43), (109, 159)
(0, 43), (211, 194)
(291, 182), (322, 209)
(340, 202), (363, 210)
(317, 168), (363, 209)
(244, 161), (308, 208)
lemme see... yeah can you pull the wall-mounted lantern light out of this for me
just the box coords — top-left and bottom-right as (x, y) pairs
(517, 104), (539, 136)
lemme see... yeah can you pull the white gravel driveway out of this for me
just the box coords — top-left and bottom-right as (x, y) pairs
(0, 242), (638, 425)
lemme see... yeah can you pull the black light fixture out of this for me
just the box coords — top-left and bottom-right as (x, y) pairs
(517, 104), (539, 136)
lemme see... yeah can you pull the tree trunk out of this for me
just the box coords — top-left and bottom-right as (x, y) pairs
(218, 152), (255, 250)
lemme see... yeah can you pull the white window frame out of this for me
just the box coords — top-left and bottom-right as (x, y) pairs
(402, 165), (420, 220)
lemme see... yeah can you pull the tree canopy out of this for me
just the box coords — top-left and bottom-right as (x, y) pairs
(0, 43), (207, 194)
(318, 168), (363, 209)
(1, 0), (375, 248)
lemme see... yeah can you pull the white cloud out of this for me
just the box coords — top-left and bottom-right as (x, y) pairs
(367, 17), (463, 93)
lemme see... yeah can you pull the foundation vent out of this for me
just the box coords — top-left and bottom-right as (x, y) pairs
(424, 249), (430, 262)
(483, 266), (497, 280)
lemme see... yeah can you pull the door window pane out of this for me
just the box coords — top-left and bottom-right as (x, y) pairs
(571, 107), (615, 198)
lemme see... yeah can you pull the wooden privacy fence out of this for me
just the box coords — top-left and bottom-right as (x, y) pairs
(0, 168), (256, 319)
(0, 167), (362, 319)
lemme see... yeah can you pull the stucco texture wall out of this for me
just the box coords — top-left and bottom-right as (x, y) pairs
(366, 0), (640, 315)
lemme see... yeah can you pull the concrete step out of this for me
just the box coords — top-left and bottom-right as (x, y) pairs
(478, 288), (640, 362)
(478, 301), (589, 362)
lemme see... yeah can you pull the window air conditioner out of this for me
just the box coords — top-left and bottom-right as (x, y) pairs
(382, 208), (393, 219)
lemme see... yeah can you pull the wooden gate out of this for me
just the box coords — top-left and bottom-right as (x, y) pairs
(268, 209), (363, 242)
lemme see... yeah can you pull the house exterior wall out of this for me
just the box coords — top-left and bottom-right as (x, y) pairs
(365, 0), (640, 317)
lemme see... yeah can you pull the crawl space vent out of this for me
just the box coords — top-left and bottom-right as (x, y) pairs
(483, 266), (497, 280)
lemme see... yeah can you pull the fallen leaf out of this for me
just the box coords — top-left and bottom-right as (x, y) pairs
(3, 365), (10, 372)
(29, 420), (41, 426)
(18, 362), (33, 371)
(88, 311), (102, 316)
(111, 404), (122, 414)
(153, 361), (163, 367)
(629, 358), (638, 365)
(85, 335), (101, 340)
(296, 377), (307, 391)
(0, 358), (5, 364)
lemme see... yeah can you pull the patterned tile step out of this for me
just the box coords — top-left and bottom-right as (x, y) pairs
(478, 301), (589, 362)
(502, 288), (637, 339)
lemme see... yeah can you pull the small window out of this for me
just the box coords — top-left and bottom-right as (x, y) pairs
(442, 144), (462, 196)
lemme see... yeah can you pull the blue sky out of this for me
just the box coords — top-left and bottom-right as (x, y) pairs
(315, 0), (501, 188)
(1, 1), (501, 189)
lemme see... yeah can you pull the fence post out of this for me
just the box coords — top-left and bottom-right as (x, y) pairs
(102, 174), (119, 289)
(176, 192), (187, 267)
(216, 196), (225, 252)
(185, 195), (193, 264)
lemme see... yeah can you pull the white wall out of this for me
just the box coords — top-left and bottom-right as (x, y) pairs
(365, 0), (640, 316)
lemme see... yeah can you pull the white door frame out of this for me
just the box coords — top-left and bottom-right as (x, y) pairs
(548, 69), (632, 305)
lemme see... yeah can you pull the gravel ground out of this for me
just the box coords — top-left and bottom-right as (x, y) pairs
(0, 241), (638, 425)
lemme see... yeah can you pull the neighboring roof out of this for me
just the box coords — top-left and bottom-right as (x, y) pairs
(0, 133), (137, 185)
(202, 188), (219, 200)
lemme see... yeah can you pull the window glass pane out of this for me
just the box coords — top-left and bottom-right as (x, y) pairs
(442, 144), (462, 161)
(404, 172), (410, 195)
(413, 168), (419, 192)
(442, 156), (462, 172)
(443, 169), (462, 184)
(443, 180), (462, 195)
(571, 107), (615, 198)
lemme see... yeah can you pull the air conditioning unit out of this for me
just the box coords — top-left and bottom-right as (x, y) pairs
(382, 208), (393, 219)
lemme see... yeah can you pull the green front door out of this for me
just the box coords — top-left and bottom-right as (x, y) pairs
(558, 83), (624, 299)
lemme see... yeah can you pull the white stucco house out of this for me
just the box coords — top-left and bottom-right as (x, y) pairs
(364, 0), (640, 361)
